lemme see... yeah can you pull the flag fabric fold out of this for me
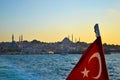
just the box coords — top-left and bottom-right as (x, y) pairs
(66, 37), (109, 80)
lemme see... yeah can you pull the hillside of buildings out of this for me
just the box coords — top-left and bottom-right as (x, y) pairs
(0, 36), (120, 54)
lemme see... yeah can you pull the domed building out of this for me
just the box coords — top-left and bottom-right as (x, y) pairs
(61, 37), (72, 45)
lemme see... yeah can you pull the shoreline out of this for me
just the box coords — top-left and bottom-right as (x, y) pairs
(0, 51), (120, 55)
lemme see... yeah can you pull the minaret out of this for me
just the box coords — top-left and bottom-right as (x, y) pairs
(21, 35), (23, 42)
(19, 35), (23, 42)
(79, 37), (80, 42)
(75, 38), (77, 43)
(68, 35), (70, 40)
(72, 34), (73, 42)
(12, 34), (14, 42)
(19, 35), (21, 42)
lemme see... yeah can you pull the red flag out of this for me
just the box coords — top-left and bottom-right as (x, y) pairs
(66, 37), (109, 80)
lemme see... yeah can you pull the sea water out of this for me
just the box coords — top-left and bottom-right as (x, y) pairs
(0, 53), (120, 80)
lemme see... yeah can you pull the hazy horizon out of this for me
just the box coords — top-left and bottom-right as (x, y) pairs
(0, 0), (120, 45)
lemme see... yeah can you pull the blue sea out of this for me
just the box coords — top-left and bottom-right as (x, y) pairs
(0, 53), (120, 80)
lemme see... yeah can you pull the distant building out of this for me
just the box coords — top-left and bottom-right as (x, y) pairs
(21, 35), (23, 42)
(12, 34), (14, 42)
(79, 37), (80, 42)
(72, 34), (73, 42)
(11, 34), (16, 46)
(11, 34), (20, 52)
(62, 37), (72, 44)
(19, 36), (21, 42)
(19, 35), (23, 42)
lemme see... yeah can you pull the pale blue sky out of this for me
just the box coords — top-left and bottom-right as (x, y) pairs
(0, 0), (120, 44)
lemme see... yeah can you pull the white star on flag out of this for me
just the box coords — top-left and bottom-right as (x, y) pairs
(81, 68), (90, 78)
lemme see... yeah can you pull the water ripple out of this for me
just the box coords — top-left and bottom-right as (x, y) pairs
(0, 54), (120, 80)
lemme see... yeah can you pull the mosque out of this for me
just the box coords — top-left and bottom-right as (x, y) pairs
(10, 34), (20, 52)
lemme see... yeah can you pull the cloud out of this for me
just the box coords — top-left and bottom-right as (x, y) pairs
(107, 9), (120, 16)
(104, 9), (120, 24)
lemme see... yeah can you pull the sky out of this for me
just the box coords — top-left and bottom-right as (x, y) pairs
(0, 0), (120, 44)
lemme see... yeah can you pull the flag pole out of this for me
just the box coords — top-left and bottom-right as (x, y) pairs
(94, 24), (110, 80)
(66, 24), (110, 80)
(94, 24), (100, 38)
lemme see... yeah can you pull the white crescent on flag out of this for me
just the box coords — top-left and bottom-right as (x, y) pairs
(88, 52), (102, 79)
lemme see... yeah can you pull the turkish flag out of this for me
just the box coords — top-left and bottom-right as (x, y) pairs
(66, 37), (110, 80)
